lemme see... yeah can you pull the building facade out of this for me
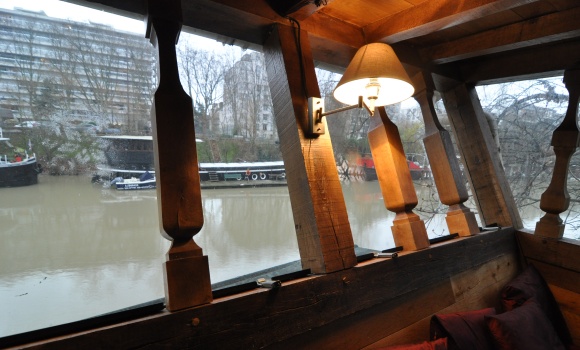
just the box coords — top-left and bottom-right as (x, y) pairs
(222, 52), (276, 141)
(0, 7), (155, 134)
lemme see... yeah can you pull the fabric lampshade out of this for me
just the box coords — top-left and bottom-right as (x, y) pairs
(333, 43), (414, 109)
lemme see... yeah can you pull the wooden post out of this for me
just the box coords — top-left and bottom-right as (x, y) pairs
(413, 71), (479, 237)
(368, 107), (430, 251)
(437, 79), (522, 229)
(263, 24), (357, 274)
(535, 65), (580, 238)
(146, 0), (212, 311)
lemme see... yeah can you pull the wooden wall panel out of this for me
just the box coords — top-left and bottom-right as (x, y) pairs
(13, 229), (519, 349)
(364, 253), (519, 349)
(550, 285), (580, 346)
(531, 259), (580, 294)
(516, 231), (580, 272)
(273, 279), (456, 350)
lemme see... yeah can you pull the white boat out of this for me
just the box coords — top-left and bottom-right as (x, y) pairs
(110, 171), (155, 190)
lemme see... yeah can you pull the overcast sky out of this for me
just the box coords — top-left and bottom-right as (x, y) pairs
(0, 0), (143, 33)
(0, 0), (234, 53)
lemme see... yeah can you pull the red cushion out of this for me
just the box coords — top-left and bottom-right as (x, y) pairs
(430, 308), (496, 350)
(501, 264), (572, 346)
(379, 338), (448, 350)
(486, 298), (565, 350)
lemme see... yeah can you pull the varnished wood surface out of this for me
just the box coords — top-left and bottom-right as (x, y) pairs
(368, 108), (429, 251)
(321, 0), (416, 28)
(149, 1), (204, 244)
(147, 0), (212, 311)
(551, 285), (580, 346)
(12, 229), (518, 349)
(457, 38), (580, 85)
(364, 0), (536, 43)
(263, 24), (356, 274)
(423, 6), (580, 64)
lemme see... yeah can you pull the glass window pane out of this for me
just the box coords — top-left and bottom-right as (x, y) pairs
(0, 1), (299, 337)
(0, 2), (160, 336)
(477, 77), (579, 240)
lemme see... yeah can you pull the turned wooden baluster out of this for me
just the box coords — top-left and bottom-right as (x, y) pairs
(536, 65), (580, 238)
(438, 79), (521, 228)
(147, 0), (212, 311)
(414, 72), (479, 237)
(368, 106), (430, 251)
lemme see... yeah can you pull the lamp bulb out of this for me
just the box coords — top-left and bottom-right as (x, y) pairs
(365, 78), (381, 114)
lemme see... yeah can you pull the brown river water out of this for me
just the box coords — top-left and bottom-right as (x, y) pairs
(3, 174), (558, 337)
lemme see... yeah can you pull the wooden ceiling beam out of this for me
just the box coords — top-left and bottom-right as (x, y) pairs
(179, 0), (272, 45)
(65, 0), (364, 53)
(448, 39), (580, 85)
(187, 0), (364, 48)
(254, 0), (336, 21)
(423, 6), (580, 64)
(178, 1), (366, 71)
(364, 0), (543, 44)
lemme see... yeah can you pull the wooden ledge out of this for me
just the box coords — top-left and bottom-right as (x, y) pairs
(11, 228), (518, 349)
(516, 229), (580, 273)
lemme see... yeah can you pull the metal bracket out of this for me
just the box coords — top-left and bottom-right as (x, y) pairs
(307, 97), (325, 136)
(257, 278), (281, 289)
(374, 252), (398, 258)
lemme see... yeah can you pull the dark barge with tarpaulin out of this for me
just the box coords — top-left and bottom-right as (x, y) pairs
(0, 128), (41, 188)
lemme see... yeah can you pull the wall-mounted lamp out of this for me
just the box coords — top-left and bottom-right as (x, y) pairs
(308, 43), (414, 135)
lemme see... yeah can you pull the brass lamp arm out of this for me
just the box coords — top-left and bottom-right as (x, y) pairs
(308, 96), (373, 136)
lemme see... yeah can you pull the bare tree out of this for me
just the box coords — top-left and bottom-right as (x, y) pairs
(317, 69), (371, 167)
(59, 23), (122, 126)
(177, 38), (227, 137)
(477, 78), (580, 237)
(479, 80), (568, 205)
(222, 53), (275, 157)
(1, 15), (154, 174)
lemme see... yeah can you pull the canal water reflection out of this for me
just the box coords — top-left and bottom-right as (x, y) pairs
(1, 176), (450, 337)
